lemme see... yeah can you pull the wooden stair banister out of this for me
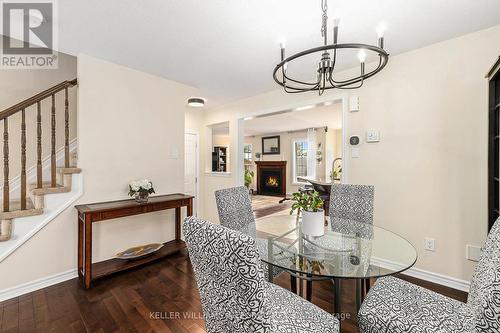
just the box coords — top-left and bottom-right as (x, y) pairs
(0, 78), (77, 216)
(0, 79), (77, 121)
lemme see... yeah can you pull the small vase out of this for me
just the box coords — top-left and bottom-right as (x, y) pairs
(301, 210), (325, 236)
(134, 191), (149, 204)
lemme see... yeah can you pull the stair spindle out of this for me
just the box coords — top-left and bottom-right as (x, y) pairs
(3, 118), (9, 212)
(21, 109), (27, 210)
(64, 87), (69, 168)
(37, 101), (42, 189)
(51, 94), (56, 187)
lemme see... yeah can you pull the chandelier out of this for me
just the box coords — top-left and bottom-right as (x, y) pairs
(273, 0), (389, 95)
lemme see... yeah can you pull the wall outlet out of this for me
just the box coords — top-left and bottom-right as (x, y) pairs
(424, 238), (436, 252)
(466, 244), (481, 262)
(351, 148), (360, 158)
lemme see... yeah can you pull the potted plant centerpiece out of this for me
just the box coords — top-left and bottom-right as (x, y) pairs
(290, 191), (325, 236)
(128, 179), (155, 203)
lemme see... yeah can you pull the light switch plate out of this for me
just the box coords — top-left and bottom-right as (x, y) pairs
(351, 148), (360, 158)
(349, 96), (359, 112)
(366, 129), (380, 143)
(466, 244), (481, 262)
(169, 147), (179, 159)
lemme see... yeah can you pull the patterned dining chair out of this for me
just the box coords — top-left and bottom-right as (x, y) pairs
(215, 186), (255, 232)
(184, 217), (340, 333)
(215, 186), (285, 281)
(328, 184), (375, 296)
(329, 184), (375, 224)
(358, 217), (500, 333)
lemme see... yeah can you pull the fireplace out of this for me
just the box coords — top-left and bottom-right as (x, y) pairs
(255, 161), (287, 197)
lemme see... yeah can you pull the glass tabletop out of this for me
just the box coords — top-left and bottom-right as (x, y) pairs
(245, 214), (417, 279)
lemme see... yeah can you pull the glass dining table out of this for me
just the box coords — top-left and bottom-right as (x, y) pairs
(243, 213), (417, 317)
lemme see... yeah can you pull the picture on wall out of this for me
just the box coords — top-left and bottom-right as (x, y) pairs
(262, 135), (280, 155)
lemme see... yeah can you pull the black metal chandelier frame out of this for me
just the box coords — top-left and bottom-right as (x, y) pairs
(273, 0), (389, 95)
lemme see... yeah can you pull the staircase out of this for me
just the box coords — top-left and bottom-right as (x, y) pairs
(0, 79), (80, 244)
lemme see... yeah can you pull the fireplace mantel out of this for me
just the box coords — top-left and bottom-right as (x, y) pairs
(255, 161), (287, 197)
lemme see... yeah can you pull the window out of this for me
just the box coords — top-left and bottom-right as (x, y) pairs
(293, 139), (308, 183)
(244, 144), (252, 164)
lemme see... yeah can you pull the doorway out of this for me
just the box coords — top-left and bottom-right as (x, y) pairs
(238, 98), (347, 213)
(185, 132), (199, 217)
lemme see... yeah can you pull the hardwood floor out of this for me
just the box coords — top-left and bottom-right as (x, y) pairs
(0, 250), (467, 333)
(252, 194), (291, 219)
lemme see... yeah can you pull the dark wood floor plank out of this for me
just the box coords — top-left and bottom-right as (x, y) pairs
(18, 294), (34, 333)
(0, 302), (4, 332)
(1, 300), (18, 333)
(110, 285), (155, 333)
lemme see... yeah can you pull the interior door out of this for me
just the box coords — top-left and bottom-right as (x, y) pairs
(185, 133), (198, 217)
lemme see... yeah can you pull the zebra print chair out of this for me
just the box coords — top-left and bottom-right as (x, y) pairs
(358, 218), (500, 333)
(215, 186), (285, 281)
(184, 217), (340, 333)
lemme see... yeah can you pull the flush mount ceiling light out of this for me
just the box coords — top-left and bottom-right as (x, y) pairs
(273, 0), (389, 95)
(187, 97), (206, 107)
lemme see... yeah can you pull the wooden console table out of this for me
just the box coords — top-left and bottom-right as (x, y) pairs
(75, 194), (193, 289)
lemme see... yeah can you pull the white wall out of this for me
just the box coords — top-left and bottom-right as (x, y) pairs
(198, 24), (500, 282)
(0, 55), (197, 290)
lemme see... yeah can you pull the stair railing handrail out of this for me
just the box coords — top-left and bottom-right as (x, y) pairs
(1, 78), (77, 213)
(0, 78), (77, 121)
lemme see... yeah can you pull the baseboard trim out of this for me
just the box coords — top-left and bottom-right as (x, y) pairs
(0, 268), (77, 302)
(402, 266), (470, 293)
(372, 256), (471, 292)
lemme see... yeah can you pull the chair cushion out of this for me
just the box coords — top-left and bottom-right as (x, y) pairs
(358, 276), (474, 333)
(266, 283), (339, 333)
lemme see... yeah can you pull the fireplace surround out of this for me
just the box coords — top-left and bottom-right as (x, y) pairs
(255, 161), (287, 197)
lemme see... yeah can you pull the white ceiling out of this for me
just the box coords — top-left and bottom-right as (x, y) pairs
(24, 1), (500, 106)
(244, 102), (342, 136)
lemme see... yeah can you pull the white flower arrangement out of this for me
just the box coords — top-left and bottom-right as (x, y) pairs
(128, 179), (155, 197)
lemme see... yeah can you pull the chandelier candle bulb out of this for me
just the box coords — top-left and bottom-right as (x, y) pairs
(357, 50), (367, 63)
(376, 23), (387, 38)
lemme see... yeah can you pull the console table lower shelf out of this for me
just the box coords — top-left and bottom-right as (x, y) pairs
(75, 193), (193, 289)
(91, 239), (186, 280)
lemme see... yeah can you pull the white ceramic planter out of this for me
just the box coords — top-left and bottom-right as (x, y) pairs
(301, 210), (324, 236)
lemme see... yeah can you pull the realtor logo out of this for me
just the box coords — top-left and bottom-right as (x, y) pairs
(0, 0), (58, 69)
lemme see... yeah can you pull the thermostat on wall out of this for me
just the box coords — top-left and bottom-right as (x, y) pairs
(349, 135), (360, 146)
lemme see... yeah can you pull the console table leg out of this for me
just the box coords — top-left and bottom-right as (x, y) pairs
(84, 217), (92, 289)
(77, 217), (83, 279)
(187, 198), (193, 217)
(175, 207), (181, 240)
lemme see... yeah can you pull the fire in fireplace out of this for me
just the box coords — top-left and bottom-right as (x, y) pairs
(266, 176), (279, 188)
